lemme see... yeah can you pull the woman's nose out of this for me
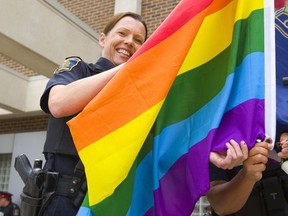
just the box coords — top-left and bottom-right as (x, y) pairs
(124, 35), (134, 45)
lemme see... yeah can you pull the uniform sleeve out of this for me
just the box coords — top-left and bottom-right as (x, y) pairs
(209, 162), (240, 182)
(40, 57), (89, 113)
(209, 162), (229, 182)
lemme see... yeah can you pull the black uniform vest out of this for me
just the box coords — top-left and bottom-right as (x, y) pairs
(43, 114), (77, 156)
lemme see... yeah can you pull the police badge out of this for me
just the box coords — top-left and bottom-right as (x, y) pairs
(54, 57), (82, 74)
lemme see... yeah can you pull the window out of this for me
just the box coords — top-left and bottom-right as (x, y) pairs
(191, 196), (211, 216)
(0, 154), (12, 191)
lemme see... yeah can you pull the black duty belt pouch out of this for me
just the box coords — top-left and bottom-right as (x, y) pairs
(262, 174), (288, 215)
(262, 176), (287, 215)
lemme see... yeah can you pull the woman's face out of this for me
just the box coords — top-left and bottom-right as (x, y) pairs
(99, 16), (146, 66)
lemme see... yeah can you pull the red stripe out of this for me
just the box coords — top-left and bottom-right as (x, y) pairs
(130, 0), (213, 60)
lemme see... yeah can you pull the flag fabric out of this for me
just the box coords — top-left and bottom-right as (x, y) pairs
(274, 0), (286, 10)
(275, 7), (288, 141)
(67, 0), (276, 215)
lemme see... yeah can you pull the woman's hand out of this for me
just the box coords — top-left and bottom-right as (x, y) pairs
(210, 140), (248, 169)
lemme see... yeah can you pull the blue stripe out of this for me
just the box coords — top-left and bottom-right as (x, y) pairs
(77, 207), (93, 216)
(127, 52), (264, 215)
(127, 153), (154, 216)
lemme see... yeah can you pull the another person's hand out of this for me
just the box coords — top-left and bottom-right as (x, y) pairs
(277, 132), (288, 159)
(210, 140), (248, 169)
(242, 140), (272, 182)
(278, 143), (288, 159)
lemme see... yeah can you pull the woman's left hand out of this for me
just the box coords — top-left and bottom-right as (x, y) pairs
(210, 140), (248, 169)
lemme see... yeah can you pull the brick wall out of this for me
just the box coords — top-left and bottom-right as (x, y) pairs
(57, 0), (115, 33)
(0, 116), (48, 134)
(0, 0), (181, 134)
(142, 0), (180, 36)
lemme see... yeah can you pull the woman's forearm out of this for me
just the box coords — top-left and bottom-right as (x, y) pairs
(48, 64), (123, 117)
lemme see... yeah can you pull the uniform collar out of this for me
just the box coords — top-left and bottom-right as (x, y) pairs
(94, 57), (115, 71)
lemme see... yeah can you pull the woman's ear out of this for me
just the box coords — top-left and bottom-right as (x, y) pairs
(99, 33), (106, 48)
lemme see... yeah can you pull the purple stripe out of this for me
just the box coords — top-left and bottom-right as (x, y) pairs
(145, 134), (211, 216)
(211, 99), (265, 151)
(145, 99), (265, 215)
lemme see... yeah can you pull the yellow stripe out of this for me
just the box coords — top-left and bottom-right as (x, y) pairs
(79, 100), (164, 205)
(178, 0), (263, 75)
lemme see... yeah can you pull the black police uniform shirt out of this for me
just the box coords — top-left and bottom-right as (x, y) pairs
(40, 57), (115, 175)
(0, 201), (20, 216)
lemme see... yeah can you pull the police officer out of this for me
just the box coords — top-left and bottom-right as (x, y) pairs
(38, 12), (148, 216)
(0, 192), (20, 216)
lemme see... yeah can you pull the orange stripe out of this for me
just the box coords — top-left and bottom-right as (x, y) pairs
(207, 0), (233, 14)
(68, 0), (232, 151)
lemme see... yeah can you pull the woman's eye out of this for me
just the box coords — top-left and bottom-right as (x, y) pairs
(135, 40), (141, 44)
(135, 39), (144, 45)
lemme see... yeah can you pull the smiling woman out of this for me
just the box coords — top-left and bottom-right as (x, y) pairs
(15, 12), (149, 216)
(99, 14), (147, 65)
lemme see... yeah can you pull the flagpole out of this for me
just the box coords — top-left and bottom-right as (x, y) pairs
(264, 0), (276, 144)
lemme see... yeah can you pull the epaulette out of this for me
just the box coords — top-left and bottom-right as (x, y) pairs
(87, 63), (103, 75)
(54, 56), (82, 74)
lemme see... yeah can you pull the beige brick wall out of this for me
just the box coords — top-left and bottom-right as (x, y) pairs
(0, 0), (181, 134)
(0, 54), (38, 77)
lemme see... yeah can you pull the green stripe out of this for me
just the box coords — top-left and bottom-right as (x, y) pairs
(88, 132), (154, 215)
(155, 9), (264, 135)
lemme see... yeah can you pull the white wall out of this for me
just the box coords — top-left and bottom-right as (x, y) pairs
(0, 0), (101, 73)
(114, 0), (142, 14)
(0, 131), (46, 205)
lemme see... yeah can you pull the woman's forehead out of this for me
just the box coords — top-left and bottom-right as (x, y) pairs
(112, 17), (145, 33)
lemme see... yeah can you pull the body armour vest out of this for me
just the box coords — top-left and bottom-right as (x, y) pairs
(43, 114), (77, 156)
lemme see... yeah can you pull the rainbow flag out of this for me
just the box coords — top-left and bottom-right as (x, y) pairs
(67, 0), (276, 215)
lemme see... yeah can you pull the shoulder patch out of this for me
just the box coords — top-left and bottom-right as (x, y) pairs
(54, 57), (82, 74)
